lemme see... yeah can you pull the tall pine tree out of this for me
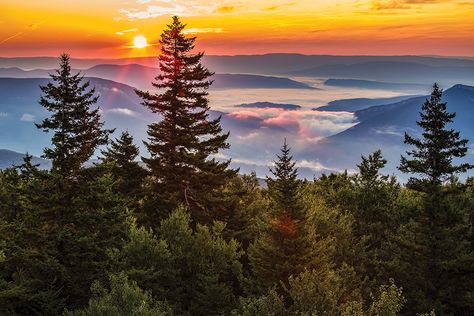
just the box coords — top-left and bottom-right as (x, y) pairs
(249, 140), (309, 294)
(399, 83), (473, 190)
(136, 16), (236, 224)
(394, 83), (474, 314)
(37, 53), (113, 179)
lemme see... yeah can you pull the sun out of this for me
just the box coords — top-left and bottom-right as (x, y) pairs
(133, 35), (148, 48)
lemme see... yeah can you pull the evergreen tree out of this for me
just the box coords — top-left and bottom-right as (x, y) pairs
(249, 140), (311, 295)
(393, 83), (474, 314)
(100, 131), (146, 198)
(112, 206), (244, 315)
(65, 273), (172, 316)
(136, 16), (236, 224)
(14, 153), (40, 181)
(266, 139), (302, 219)
(37, 53), (113, 178)
(399, 83), (473, 190)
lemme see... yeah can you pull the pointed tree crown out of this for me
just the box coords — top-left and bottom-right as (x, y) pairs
(266, 139), (302, 217)
(36, 53), (112, 178)
(399, 83), (472, 189)
(135, 16), (236, 221)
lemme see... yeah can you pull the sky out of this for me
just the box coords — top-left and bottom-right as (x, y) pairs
(1, 0), (474, 58)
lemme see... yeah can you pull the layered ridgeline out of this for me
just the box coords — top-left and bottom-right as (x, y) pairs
(3, 54), (474, 84)
(1, 76), (474, 178)
(0, 65), (314, 90)
(305, 84), (474, 177)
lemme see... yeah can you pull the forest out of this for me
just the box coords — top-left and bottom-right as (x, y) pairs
(0, 17), (473, 316)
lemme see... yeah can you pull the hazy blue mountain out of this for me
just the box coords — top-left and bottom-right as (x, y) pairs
(211, 74), (313, 89)
(0, 77), (293, 162)
(201, 54), (474, 75)
(0, 77), (148, 155)
(316, 95), (419, 112)
(287, 62), (474, 85)
(303, 84), (474, 177)
(323, 79), (428, 91)
(1, 76), (473, 178)
(0, 149), (50, 169)
(236, 102), (301, 110)
(3, 54), (474, 75)
(0, 65), (314, 90)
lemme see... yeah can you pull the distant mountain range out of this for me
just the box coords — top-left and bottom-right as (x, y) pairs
(0, 77), (291, 161)
(287, 62), (474, 85)
(323, 79), (428, 91)
(236, 102), (301, 110)
(304, 84), (474, 177)
(0, 68), (474, 176)
(315, 95), (419, 112)
(2, 55), (474, 87)
(0, 149), (49, 169)
(0, 64), (314, 90)
(3, 54), (474, 73)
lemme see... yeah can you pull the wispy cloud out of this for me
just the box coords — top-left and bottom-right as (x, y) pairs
(108, 108), (139, 117)
(116, 28), (138, 35)
(264, 2), (296, 11)
(371, 0), (446, 10)
(0, 112), (8, 118)
(183, 28), (225, 34)
(20, 113), (35, 122)
(120, 1), (218, 20)
(0, 20), (46, 45)
(214, 6), (236, 14)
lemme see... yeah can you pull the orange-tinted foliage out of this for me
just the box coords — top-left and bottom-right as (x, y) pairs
(272, 212), (297, 237)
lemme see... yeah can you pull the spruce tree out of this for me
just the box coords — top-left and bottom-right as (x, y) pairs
(249, 140), (309, 294)
(266, 138), (302, 218)
(37, 53), (113, 179)
(393, 84), (474, 314)
(14, 153), (40, 181)
(136, 16), (236, 223)
(100, 131), (146, 198)
(399, 83), (473, 190)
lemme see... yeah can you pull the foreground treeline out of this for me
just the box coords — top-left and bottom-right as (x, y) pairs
(1, 16), (473, 315)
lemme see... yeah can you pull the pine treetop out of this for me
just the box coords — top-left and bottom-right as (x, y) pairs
(101, 131), (139, 168)
(135, 16), (236, 222)
(266, 139), (302, 218)
(399, 83), (473, 189)
(36, 53), (113, 178)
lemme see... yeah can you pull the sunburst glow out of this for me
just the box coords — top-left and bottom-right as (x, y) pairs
(133, 35), (147, 49)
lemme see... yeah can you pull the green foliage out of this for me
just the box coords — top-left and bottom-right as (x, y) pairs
(113, 206), (244, 315)
(36, 53), (113, 178)
(65, 273), (172, 316)
(233, 274), (405, 316)
(266, 139), (302, 218)
(231, 288), (286, 316)
(136, 16), (236, 224)
(217, 172), (270, 249)
(249, 140), (314, 294)
(0, 163), (130, 314)
(100, 131), (147, 203)
(400, 83), (473, 189)
(367, 280), (406, 316)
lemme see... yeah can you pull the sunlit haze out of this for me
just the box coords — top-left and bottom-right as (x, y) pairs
(1, 0), (474, 58)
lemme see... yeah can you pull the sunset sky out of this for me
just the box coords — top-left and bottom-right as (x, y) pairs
(1, 0), (473, 58)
